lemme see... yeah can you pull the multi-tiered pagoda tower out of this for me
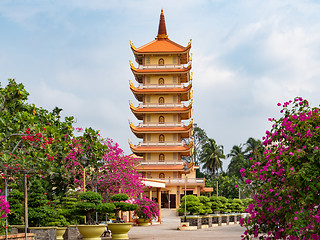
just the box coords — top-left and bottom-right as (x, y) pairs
(129, 10), (208, 209)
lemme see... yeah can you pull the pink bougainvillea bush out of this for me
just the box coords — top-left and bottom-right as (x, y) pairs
(134, 196), (159, 221)
(0, 191), (10, 234)
(63, 128), (144, 200)
(241, 97), (320, 239)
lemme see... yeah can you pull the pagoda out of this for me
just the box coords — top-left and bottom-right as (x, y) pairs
(129, 10), (208, 209)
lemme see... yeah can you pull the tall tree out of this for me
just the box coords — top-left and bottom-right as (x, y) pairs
(245, 137), (263, 162)
(183, 123), (208, 165)
(227, 144), (247, 179)
(199, 138), (225, 181)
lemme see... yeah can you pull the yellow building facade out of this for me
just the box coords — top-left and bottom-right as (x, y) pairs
(129, 10), (210, 209)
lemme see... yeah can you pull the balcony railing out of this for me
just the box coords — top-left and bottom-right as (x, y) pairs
(138, 122), (185, 127)
(138, 84), (185, 89)
(139, 141), (184, 146)
(138, 64), (185, 69)
(140, 161), (184, 165)
(153, 178), (205, 185)
(138, 103), (185, 108)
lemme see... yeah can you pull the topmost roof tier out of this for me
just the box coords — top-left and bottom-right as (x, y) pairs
(131, 10), (192, 64)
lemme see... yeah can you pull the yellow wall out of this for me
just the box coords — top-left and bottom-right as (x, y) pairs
(144, 152), (181, 161)
(144, 55), (179, 65)
(144, 75), (180, 85)
(144, 114), (180, 123)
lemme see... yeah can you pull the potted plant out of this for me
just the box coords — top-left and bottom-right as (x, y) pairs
(134, 197), (159, 226)
(107, 194), (138, 239)
(73, 191), (115, 240)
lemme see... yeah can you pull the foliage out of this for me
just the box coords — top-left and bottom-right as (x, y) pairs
(241, 97), (320, 239)
(7, 189), (23, 225)
(110, 194), (138, 223)
(63, 132), (144, 200)
(183, 123), (208, 165)
(73, 191), (115, 225)
(177, 195), (203, 215)
(199, 138), (225, 181)
(0, 79), (75, 198)
(27, 179), (69, 227)
(198, 196), (212, 215)
(230, 199), (244, 213)
(227, 145), (247, 179)
(134, 197), (159, 221)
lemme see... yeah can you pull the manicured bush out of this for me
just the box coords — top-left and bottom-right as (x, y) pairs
(73, 191), (115, 225)
(110, 194), (138, 223)
(198, 196), (213, 215)
(177, 195), (203, 215)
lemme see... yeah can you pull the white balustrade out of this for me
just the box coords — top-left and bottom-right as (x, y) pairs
(138, 103), (185, 108)
(138, 122), (184, 127)
(139, 141), (184, 146)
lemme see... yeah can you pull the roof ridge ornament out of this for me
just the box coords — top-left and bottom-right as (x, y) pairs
(157, 9), (168, 39)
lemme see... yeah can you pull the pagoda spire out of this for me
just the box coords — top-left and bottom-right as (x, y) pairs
(157, 9), (168, 39)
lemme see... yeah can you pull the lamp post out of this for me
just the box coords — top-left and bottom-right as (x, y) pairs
(183, 164), (188, 222)
(81, 155), (88, 192)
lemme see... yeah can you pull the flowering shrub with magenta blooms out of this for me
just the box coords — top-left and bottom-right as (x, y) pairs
(241, 97), (320, 239)
(134, 196), (159, 221)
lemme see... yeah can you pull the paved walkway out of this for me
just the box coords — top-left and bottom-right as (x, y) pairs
(127, 209), (245, 240)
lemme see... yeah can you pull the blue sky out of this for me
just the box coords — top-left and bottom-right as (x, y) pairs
(2, 0), (320, 169)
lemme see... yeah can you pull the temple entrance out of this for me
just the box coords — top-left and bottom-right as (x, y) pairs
(161, 191), (169, 208)
(170, 194), (176, 208)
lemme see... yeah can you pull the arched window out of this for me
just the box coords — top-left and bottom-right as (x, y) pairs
(159, 154), (165, 162)
(158, 58), (164, 65)
(159, 78), (164, 85)
(159, 134), (165, 143)
(159, 97), (164, 105)
(159, 173), (165, 179)
(159, 116), (165, 124)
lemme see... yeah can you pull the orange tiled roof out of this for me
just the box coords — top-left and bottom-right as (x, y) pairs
(130, 10), (191, 54)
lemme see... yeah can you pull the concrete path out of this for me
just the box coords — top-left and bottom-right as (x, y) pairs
(127, 209), (246, 240)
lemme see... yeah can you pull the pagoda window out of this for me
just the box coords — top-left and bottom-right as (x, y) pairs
(159, 173), (165, 179)
(173, 115), (177, 122)
(146, 76), (150, 84)
(146, 56), (150, 65)
(173, 76), (177, 84)
(158, 58), (164, 65)
(173, 152), (177, 160)
(173, 134), (177, 141)
(147, 172), (152, 178)
(159, 116), (165, 123)
(159, 78), (164, 85)
(173, 56), (177, 64)
(146, 95), (151, 103)
(159, 134), (165, 143)
(146, 115), (151, 122)
(159, 97), (165, 105)
(159, 154), (165, 162)
(173, 172), (177, 178)
(173, 95), (177, 103)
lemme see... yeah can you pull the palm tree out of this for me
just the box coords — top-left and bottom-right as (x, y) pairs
(245, 137), (263, 162)
(199, 138), (225, 181)
(227, 144), (247, 179)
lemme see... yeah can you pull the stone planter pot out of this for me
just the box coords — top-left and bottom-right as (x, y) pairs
(137, 218), (149, 226)
(77, 225), (107, 240)
(56, 227), (67, 240)
(29, 227), (56, 240)
(108, 223), (133, 239)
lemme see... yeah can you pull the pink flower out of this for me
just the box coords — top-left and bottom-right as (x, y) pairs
(245, 179), (251, 184)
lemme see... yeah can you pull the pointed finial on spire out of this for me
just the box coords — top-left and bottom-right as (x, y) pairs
(157, 9), (168, 39)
